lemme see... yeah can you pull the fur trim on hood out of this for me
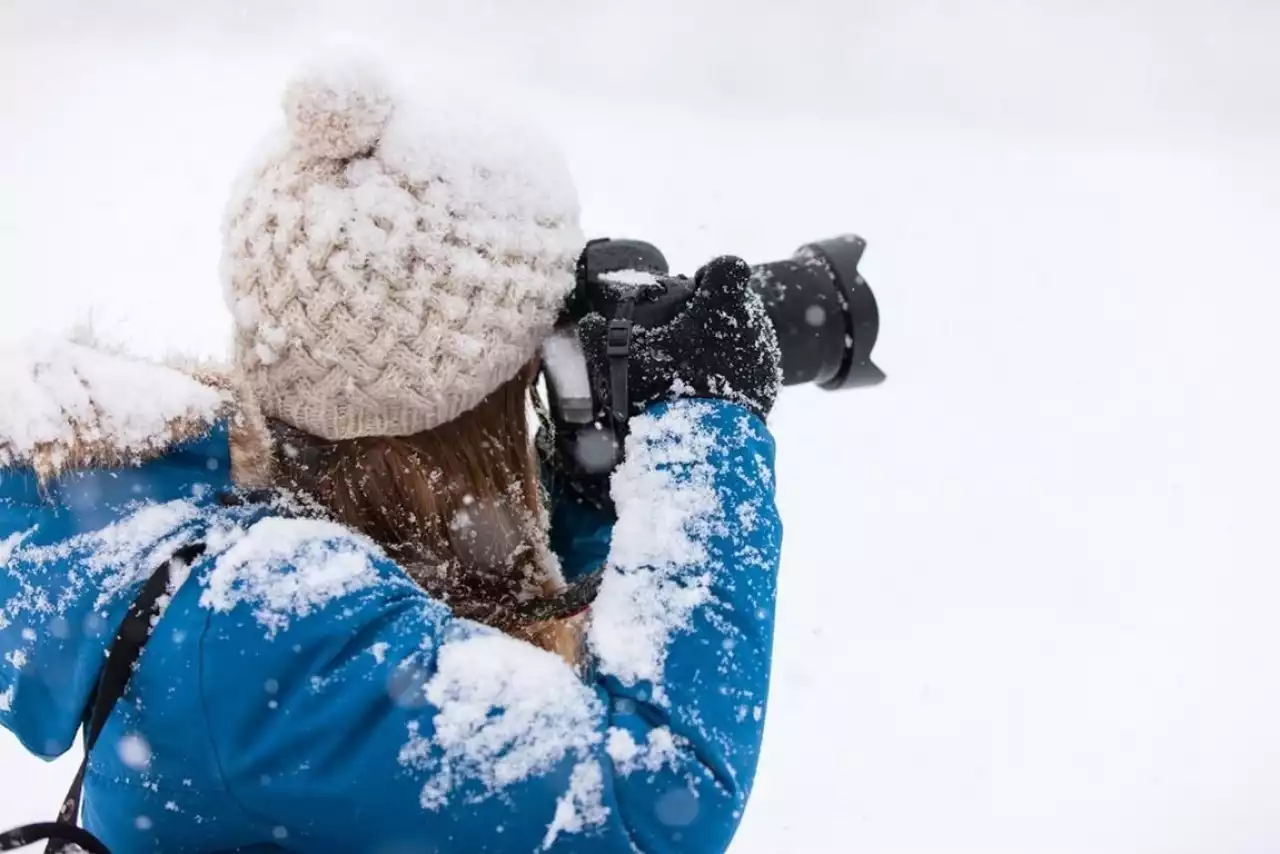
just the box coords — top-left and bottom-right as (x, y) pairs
(0, 338), (273, 486)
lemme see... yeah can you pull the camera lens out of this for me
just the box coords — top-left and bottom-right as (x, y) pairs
(749, 235), (884, 390)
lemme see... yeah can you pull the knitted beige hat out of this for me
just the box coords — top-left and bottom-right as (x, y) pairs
(221, 57), (584, 441)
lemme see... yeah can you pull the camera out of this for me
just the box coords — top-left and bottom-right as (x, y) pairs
(540, 235), (885, 482)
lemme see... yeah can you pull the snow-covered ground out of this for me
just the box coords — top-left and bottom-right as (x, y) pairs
(3, 3), (1279, 852)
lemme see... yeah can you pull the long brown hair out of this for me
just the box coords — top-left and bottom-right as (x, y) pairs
(271, 363), (578, 654)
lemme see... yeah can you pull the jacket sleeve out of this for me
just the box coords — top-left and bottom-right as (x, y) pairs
(547, 489), (615, 584)
(199, 400), (781, 854)
(545, 456), (615, 584)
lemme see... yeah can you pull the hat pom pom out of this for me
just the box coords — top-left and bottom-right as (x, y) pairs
(282, 57), (394, 160)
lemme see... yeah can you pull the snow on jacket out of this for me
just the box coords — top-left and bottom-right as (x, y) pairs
(0, 340), (782, 854)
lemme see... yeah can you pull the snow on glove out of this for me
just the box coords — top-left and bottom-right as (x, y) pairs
(579, 255), (782, 422)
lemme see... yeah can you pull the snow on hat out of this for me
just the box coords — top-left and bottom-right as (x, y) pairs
(221, 55), (584, 441)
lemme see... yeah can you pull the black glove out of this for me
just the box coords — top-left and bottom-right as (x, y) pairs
(578, 255), (782, 423)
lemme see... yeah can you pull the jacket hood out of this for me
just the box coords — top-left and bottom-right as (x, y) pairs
(0, 338), (274, 487)
(0, 339), (271, 756)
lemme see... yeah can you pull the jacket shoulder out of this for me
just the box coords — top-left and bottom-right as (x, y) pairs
(197, 513), (428, 637)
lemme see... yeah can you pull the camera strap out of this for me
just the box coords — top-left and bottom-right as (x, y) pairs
(510, 569), (604, 625)
(606, 298), (635, 428)
(0, 541), (206, 854)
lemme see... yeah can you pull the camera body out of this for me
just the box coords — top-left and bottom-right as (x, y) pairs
(540, 235), (885, 493)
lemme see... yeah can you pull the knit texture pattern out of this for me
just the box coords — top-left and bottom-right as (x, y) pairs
(221, 57), (584, 440)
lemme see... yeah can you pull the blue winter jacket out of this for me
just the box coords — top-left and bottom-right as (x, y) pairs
(0, 391), (781, 854)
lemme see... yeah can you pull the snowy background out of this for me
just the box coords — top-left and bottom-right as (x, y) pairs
(3, 1), (1279, 852)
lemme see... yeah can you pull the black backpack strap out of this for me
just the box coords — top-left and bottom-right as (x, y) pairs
(0, 541), (205, 854)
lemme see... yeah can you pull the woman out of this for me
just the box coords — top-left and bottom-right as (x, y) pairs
(0, 57), (782, 854)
